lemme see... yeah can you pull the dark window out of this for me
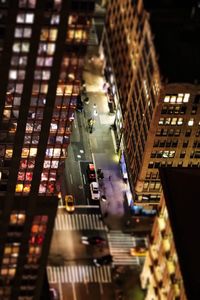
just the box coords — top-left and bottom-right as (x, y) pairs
(194, 94), (200, 104)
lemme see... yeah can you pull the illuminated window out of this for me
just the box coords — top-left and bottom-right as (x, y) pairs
(53, 148), (61, 157)
(47, 43), (55, 55)
(19, 0), (36, 8)
(40, 28), (58, 41)
(170, 96), (176, 103)
(36, 57), (44, 66)
(169, 151), (175, 158)
(159, 118), (164, 125)
(14, 28), (23, 38)
(13, 42), (21, 52)
(25, 172), (33, 181)
(19, 56), (27, 66)
(29, 148), (37, 157)
(15, 184), (23, 192)
(10, 212), (26, 225)
(21, 42), (30, 52)
(14, 27), (32, 38)
(16, 13), (34, 24)
(183, 93), (190, 103)
(43, 160), (51, 168)
(164, 96), (170, 103)
(177, 118), (183, 125)
(42, 71), (50, 80)
(21, 148), (29, 158)
(9, 70), (17, 80)
(25, 122), (33, 133)
(54, 0), (62, 10)
(177, 94), (183, 103)
(51, 160), (59, 168)
(19, 70), (26, 80)
(23, 184), (31, 193)
(5, 149), (13, 158)
(188, 118), (194, 126)
(18, 172), (25, 181)
(16, 84), (23, 94)
(24, 27), (32, 38)
(40, 84), (48, 94)
(45, 57), (53, 66)
(51, 14), (60, 24)
(39, 183), (46, 193)
(165, 118), (171, 125)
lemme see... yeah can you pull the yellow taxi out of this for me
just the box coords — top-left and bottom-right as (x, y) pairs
(65, 195), (75, 213)
(130, 246), (147, 257)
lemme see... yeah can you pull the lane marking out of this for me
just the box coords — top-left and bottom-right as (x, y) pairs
(72, 282), (77, 300)
(69, 174), (73, 184)
(82, 174), (86, 184)
(75, 205), (99, 208)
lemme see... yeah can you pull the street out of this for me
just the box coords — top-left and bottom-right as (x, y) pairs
(47, 44), (146, 300)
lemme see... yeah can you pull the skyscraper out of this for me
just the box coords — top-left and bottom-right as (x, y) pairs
(0, 0), (95, 299)
(102, 0), (200, 213)
(140, 168), (200, 300)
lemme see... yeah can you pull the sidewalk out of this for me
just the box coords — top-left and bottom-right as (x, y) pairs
(82, 45), (130, 230)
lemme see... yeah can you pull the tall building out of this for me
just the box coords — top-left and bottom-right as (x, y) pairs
(140, 168), (200, 300)
(0, 0), (95, 299)
(102, 0), (200, 213)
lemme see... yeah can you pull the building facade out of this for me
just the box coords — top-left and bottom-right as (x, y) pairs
(102, 0), (200, 212)
(140, 187), (187, 300)
(140, 168), (200, 300)
(0, 0), (94, 299)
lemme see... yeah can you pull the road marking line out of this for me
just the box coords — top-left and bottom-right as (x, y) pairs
(74, 205), (99, 208)
(82, 174), (86, 184)
(93, 266), (97, 282)
(64, 266), (68, 282)
(60, 266), (65, 283)
(97, 268), (104, 294)
(70, 173), (73, 184)
(72, 282), (77, 300)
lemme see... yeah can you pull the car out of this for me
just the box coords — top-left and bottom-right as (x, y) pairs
(130, 246), (147, 257)
(65, 195), (75, 213)
(81, 236), (106, 246)
(49, 287), (59, 300)
(90, 181), (100, 200)
(93, 254), (113, 267)
(86, 163), (96, 182)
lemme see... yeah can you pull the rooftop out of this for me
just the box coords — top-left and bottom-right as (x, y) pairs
(143, 1), (200, 83)
(159, 167), (200, 300)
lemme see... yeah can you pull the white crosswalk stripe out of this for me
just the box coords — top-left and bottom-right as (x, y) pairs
(108, 230), (141, 266)
(54, 214), (108, 231)
(47, 265), (112, 283)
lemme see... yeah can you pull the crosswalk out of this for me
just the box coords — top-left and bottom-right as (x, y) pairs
(47, 265), (112, 283)
(54, 214), (108, 231)
(107, 231), (140, 266)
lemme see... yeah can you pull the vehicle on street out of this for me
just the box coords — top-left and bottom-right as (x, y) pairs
(81, 236), (106, 246)
(65, 195), (75, 213)
(130, 246), (147, 257)
(49, 287), (59, 300)
(93, 254), (113, 267)
(86, 163), (96, 182)
(90, 181), (100, 200)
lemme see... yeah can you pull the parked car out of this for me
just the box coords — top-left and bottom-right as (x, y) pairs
(90, 182), (100, 200)
(93, 254), (113, 267)
(86, 163), (96, 182)
(65, 195), (75, 213)
(81, 236), (106, 246)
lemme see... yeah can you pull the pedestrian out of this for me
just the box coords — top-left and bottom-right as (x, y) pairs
(109, 175), (112, 181)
